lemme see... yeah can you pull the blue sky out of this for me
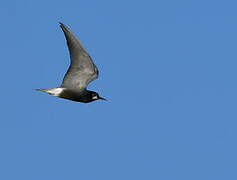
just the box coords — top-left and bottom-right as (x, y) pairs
(0, 0), (237, 179)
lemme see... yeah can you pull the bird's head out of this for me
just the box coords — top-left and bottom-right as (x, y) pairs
(90, 91), (107, 101)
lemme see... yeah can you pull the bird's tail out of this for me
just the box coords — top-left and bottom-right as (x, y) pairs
(34, 88), (64, 97)
(34, 88), (48, 92)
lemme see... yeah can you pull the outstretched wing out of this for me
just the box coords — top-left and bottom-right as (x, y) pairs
(59, 22), (98, 90)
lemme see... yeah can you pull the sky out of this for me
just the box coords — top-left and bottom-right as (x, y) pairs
(0, 0), (237, 179)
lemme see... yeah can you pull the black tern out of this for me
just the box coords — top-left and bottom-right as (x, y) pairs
(36, 22), (106, 103)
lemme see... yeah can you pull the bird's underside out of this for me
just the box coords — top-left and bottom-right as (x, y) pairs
(35, 88), (98, 103)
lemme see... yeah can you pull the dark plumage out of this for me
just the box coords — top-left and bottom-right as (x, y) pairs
(35, 22), (106, 103)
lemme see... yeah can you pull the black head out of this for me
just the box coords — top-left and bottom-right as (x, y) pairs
(90, 91), (106, 102)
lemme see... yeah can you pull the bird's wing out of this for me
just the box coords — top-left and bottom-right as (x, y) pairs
(59, 22), (98, 89)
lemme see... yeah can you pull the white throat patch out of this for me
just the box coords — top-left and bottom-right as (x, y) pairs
(92, 95), (98, 100)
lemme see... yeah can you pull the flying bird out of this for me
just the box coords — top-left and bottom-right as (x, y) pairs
(36, 22), (106, 103)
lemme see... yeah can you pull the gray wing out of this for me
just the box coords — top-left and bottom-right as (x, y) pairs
(59, 22), (98, 90)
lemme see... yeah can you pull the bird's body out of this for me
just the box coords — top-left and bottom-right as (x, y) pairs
(36, 88), (101, 103)
(36, 23), (106, 103)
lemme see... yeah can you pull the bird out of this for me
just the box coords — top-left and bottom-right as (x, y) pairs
(35, 22), (106, 103)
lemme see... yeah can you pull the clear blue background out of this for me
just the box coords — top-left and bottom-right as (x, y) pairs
(0, 0), (236, 179)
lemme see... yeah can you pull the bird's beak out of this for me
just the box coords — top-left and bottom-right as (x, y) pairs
(99, 96), (107, 101)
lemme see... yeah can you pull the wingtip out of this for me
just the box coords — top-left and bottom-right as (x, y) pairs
(59, 22), (68, 31)
(59, 21), (63, 25)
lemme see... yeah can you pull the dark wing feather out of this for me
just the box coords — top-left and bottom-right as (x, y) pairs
(59, 22), (98, 89)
